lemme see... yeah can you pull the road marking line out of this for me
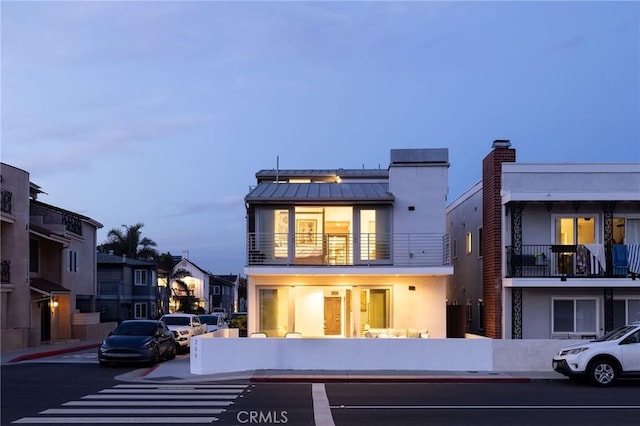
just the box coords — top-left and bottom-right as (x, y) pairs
(312, 383), (336, 426)
(12, 417), (218, 424)
(99, 388), (243, 394)
(81, 394), (237, 399)
(331, 405), (640, 410)
(114, 384), (247, 389)
(63, 400), (232, 406)
(41, 408), (225, 414)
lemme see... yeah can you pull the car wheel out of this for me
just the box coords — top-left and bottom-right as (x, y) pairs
(148, 349), (160, 367)
(588, 358), (618, 387)
(167, 344), (176, 360)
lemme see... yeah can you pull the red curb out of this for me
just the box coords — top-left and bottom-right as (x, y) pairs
(8, 343), (100, 363)
(250, 376), (532, 384)
(140, 364), (161, 377)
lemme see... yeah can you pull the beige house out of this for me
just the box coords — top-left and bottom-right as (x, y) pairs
(1, 163), (103, 351)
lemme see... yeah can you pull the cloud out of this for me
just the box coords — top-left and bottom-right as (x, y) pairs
(2, 114), (216, 177)
(163, 196), (246, 218)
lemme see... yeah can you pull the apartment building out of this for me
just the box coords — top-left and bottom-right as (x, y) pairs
(1, 163), (102, 351)
(447, 141), (640, 339)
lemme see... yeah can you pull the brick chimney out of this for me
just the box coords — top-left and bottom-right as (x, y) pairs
(482, 140), (515, 339)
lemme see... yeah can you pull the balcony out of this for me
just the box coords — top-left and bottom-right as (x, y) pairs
(506, 244), (635, 279)
(247, 232), (451, 267)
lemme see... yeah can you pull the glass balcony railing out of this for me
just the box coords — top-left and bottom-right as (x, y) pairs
(247, 232), (451, 267)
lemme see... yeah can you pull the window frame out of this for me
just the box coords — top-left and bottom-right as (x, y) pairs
(66, 250), (78, 272)
(134, 269), (148, 286)
(134, 302), (147, 319)
(551, 297), (599, 334)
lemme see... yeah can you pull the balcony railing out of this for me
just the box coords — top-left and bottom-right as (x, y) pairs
(247, 232), (450, 267)
(506, 244), (634, 279)
(1, 260), (10, 283)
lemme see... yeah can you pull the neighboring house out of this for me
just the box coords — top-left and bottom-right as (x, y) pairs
(168, 252), (211, 314)
(209, 275), (238, 314)
(446, 140), (640, 339)
(96, 251), (158, 322)
(1, 163), (103, 351)
(244, 149), (453, 338)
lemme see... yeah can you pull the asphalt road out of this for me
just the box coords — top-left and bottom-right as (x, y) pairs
(2, 356), (639, 425)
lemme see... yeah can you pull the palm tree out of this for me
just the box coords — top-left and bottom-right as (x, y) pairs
(99, 223), (159, 260)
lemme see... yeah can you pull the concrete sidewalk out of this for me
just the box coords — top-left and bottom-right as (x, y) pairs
(2, 340), (565, 384)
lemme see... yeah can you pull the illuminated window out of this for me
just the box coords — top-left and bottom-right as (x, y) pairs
(466, 232), (472, 254)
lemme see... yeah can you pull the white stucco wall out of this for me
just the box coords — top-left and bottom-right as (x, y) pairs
(502, 163), (640, 203)
(191, 335), (574, 375)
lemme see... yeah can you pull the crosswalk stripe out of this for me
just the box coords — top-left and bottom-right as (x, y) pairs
(114, 384), (247, 389)
(99, 388), (243, 394)
(12, 383), (246, 424)
(13, 417), (218, 424)
(63, 400), (232, 406)
(82, 394), (238, 399)
(41, 408), (225, 415)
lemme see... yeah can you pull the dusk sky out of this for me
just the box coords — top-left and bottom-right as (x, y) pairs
(2, 1), (639, 276)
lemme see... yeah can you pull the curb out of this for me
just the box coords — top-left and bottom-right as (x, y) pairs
(250, 376), (534, 384)
(8, 343), (101, 363)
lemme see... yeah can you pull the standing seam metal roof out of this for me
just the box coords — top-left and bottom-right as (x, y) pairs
(245, 183), (393, 202)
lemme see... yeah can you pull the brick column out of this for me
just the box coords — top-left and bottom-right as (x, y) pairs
(482, 140), (516, 339)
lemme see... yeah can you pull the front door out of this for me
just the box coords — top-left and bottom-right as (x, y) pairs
(324, 297), (341, 335)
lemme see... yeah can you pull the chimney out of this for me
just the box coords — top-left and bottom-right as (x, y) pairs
(492, 139), (511, 149)
(182, 250), (189, 260)
(482, 139), (516, 339)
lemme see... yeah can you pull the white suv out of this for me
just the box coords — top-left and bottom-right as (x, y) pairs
(552, 321), (640, 386)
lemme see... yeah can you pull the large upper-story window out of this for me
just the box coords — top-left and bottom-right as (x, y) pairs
(359, 208), (390, 262)
(253, 205), (391, 265)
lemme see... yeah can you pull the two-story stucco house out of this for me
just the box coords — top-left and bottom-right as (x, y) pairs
(96, 251), (158, 322)
(244, 149), (453, 338)
(447, 141), (640, 339)
(1, 163), (103, 351)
